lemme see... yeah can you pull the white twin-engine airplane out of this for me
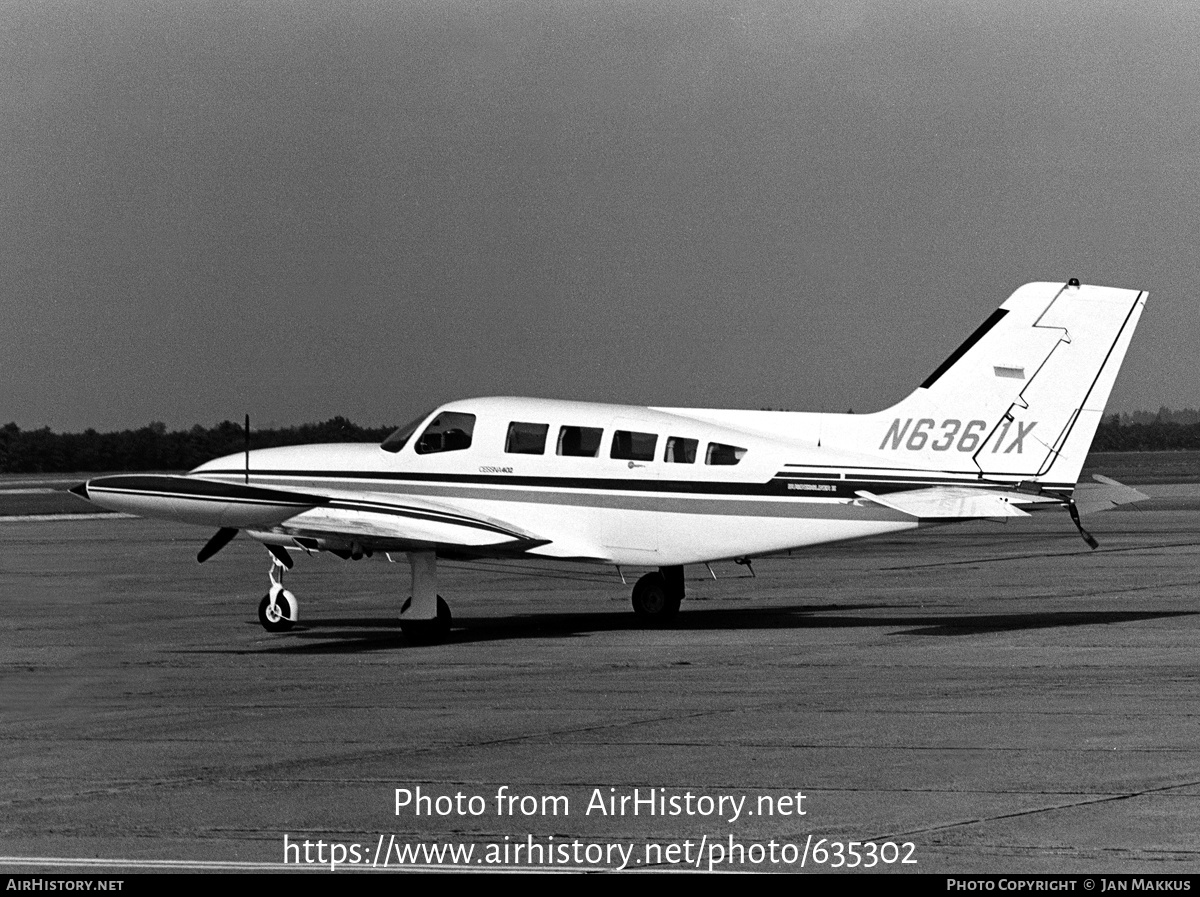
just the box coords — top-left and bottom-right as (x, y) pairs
(72, 280), (1148, 641)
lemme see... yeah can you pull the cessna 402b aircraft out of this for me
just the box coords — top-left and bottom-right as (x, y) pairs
(72, 280), (1147, 641)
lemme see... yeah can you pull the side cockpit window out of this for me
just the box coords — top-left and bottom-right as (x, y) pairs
(415, 411), (476, 455)
(381, 409), (434, 453)
(705, 442), (747, 465)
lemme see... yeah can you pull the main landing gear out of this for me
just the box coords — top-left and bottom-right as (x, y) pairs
(631, 565), (685, 624)
(398, 550), (452, 643)
(251, 549), (686, 638)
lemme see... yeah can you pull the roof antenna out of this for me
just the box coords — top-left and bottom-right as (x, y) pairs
(244, 414), (250, 484)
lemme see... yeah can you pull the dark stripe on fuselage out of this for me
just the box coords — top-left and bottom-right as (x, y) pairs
(781, 462), (1071, 484)
(230, 477), (915, 522)
(200, 467), (1025, 499)
(198, 467), (824, 495)
(193, 467), (1058, 507)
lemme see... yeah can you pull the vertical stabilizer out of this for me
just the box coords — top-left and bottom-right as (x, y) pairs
(840, 281), (1146, 485)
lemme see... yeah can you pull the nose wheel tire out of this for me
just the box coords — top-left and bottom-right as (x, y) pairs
(258, 591), (298, 632)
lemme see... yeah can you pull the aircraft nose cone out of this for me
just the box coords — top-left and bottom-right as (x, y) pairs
(68, 482), (89, 500)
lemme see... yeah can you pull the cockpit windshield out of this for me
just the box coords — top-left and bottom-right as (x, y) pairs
(380, 409), (434, 453)
(414, 411), (475, 454)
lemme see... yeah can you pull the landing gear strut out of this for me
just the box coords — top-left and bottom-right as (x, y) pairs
(258, 554), (298, 632)
(631, 565), (684, 623)
(399, 550), (453, 643)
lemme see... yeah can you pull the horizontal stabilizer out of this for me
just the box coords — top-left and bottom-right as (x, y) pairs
(855, 487), (1031, 519)
(1072, 475), (1150, 516)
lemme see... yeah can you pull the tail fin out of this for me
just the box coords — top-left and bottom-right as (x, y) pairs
(861, 280), (1146, 485)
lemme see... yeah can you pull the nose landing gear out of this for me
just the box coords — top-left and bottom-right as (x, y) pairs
(258, 554), (299, 632)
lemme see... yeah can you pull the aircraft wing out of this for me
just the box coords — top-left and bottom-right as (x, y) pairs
(70, 475), (334, 527)
(70, 473), (606, 559)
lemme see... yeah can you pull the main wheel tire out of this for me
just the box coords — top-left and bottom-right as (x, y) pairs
(631, 572), (681, 623)
(258, 591), (297, 633)
(400, 596), (452, 644)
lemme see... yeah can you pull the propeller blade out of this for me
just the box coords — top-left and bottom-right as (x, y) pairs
(1067, 499), (1099, 550)
(197, 527), (239, 563)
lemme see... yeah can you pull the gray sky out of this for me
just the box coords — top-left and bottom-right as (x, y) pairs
(3, 0), (1195, 431)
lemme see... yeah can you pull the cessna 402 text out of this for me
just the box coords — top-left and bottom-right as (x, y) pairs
(72, 280), (1147, 642)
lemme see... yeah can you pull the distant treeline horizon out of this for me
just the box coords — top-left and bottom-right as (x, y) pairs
(0, 417), (395, 474)
(2, 410), (1199, 473)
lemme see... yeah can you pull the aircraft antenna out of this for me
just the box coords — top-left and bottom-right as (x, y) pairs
(244, 414), (250, 484)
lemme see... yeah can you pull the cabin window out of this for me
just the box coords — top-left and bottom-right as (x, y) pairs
(557, 426), (603, 458)
(414, 411), (476, 454)
(505, 422), (549, 454)
(381, 409), (434, 453)
(611, 430), (657, 462)
(705, 442), (747, 465)
(664, 436), (698, 464)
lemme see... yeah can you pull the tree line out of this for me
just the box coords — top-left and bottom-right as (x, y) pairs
(0, 418), (394, 473)
(1090, 414), (1200, 452)
(1, 412), (1198, 474)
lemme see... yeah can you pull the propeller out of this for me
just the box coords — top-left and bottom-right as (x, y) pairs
(1067, 498), (1099, 550)
(198, 414), (251, 564)
(197, 526), (239, 563)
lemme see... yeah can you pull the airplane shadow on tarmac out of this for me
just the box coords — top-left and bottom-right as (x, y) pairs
(202, 606), (1198, 655)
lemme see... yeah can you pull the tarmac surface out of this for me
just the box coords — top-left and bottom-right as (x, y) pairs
(2, 494), (1200, 873)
